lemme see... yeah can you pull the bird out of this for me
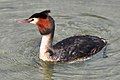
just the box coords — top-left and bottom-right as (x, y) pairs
(18, 10), (108, 62)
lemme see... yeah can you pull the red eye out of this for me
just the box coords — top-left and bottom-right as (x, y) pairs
(30, 19), (34, 22)
(31, 19), (34, 21)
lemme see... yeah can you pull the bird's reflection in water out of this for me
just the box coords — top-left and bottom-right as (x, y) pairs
(42, 61), (54, 80)
(35, 59), (54, 80)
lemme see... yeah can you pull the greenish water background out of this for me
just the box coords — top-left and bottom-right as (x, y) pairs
(0, 0), (120, 80)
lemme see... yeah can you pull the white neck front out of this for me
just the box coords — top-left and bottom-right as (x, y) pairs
(39, 33), (53, 61)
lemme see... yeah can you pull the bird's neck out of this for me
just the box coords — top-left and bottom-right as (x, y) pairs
(39, 33), (54, 61)
(38, 16), (55, 61)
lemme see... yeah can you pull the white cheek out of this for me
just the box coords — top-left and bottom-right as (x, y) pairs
(30, 21), (36, 24)
(29, 18), (39, 24)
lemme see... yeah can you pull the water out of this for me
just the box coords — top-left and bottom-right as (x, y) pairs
(0, 0), (120, 80)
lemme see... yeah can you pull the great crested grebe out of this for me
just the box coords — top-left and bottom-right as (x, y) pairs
(19, 10), (108, 62)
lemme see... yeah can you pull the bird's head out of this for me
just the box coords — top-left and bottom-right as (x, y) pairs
(19, 10), (55, 35)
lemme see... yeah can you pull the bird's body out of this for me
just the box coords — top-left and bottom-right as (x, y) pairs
(19, 10), (107, 62)
(52, 35), (106, 62)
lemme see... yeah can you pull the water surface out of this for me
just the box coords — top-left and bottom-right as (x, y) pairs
(0, 0), (120, 80)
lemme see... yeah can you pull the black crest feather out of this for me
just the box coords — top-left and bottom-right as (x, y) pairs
(29, 10), (51, 19)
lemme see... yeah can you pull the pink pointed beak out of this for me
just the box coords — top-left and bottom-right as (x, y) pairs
(17, 19), (30, 23)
